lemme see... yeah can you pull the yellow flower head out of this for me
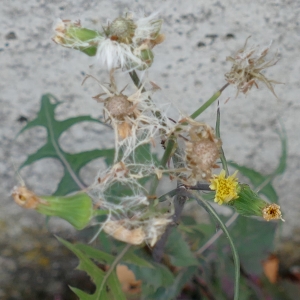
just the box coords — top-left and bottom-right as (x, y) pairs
(209, 170), (239, 205)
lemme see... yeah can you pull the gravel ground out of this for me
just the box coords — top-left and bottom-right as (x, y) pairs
(1, 0), (300, 298)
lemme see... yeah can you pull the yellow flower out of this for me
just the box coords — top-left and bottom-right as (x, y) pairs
(209, 170), (239, 205)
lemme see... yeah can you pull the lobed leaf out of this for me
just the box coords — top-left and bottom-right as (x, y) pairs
(19, 94), (114, 196)
(57, 236), (126, 300)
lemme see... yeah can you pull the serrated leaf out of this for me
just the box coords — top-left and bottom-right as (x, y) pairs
(75, 243), (153, 268)
(57, 236), (126, 300)
(19, 94), (114, 196)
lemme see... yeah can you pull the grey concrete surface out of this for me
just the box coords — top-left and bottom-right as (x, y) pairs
(1, 0), (300, 295)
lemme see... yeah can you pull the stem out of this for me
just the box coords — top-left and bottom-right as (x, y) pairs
(99, 243), (131, 294)
(196, 212), (238, 255)
(215, 103), (229, 176)
(129, 70), (143, 90)
(152, 149), (188, 262)
(190, 83), (229, 119)
(45, 101), (86, 190)
(149, 137), (176, 197)
(152, 186), (188, 262)
(189, 192), (240, 300)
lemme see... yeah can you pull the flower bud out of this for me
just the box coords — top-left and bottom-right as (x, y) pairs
(12, 186), (94, 230)
(209, 171), (284, 222)
(53, 20), (102, 56)
(227, 184), (284, 221)
(227, 184), (267, 217)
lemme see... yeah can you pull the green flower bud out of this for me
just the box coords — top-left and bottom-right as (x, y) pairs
(12, 186), (94, 230)
(227, 184), (284, 221)
(228, 184), (267, 217)
(53, 20), (102, 56)
(137, 49), (154, 70)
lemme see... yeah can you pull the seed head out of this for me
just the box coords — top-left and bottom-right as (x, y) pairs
(225, 37), (281, 98)
(97, 12), (164, 70)
(109, 17), (136, 44)
(183, 120), (221, 182)
(104, 94), (133, 119)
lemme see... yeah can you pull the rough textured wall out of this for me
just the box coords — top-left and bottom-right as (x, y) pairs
(1, 0), (300, 297)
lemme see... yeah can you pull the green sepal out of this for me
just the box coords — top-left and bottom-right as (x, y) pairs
(56, 24), (102, 57)
(228, 184), (267, 218)
(37, 192), (93, 230)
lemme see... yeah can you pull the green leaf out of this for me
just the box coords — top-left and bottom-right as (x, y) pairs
(228, 127), (287, 204)
(151, 266), (197, 300)
(129, 261), (174, 291)
(218, 216), (277, 275)
(76, 243), (153, 268)
(165, 228), (198, 267)
(123, 250), (154, 268)
(273, 126), (287, 176)
(192, 193), (240, 300)
(57, 236), (126, 300)
(19, 94), (114, 196)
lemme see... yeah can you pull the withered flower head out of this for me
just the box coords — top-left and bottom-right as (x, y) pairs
(181, 118), (221, 183)
(87, 73), (141, 139)
(103, 216), (171, 246)
(98, 12), (164, 70)
(263, 203), (285, 222)
(225, 37), (281, 98)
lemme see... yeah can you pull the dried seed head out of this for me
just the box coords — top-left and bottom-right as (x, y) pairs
(186, 139), (220, 179)
(184, 123), (221, 182)
(104, 95), (132, 119)
(109, 17), (136, 44)
(97, 12), (164, 70)
(263, 204), (284, 222)
(225, 37), (281, 98)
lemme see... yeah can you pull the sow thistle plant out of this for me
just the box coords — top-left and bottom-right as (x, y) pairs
(13, 10), (286, 300)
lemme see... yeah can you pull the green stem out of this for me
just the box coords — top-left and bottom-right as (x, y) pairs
(129, 70), (143, 90)
(129, 70), (163, 121)
(190, 192), (240, 300)
(149, 137), (176, 197)
(99, 243), (131, 294)
(215, 104), (229, 176)
(190, 83), (229, 119)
